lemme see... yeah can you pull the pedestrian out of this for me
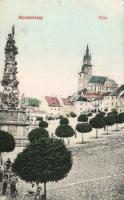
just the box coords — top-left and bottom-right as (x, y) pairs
(10, 180), (17, 198)
(6, 158), (11, 171)
(3, 170), (9, 181)
(2, 179), (8, 195)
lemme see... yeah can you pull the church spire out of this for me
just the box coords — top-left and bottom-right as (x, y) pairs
(86, 44), (90, 57)
(83, 44), (92, 65)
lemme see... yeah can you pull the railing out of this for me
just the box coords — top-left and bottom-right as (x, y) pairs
(15, 138), (29, 147)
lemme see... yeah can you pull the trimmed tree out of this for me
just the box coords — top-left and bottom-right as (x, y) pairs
(36, 117), (43, 122)
(28, 128), (49, 144)
(60, 117), (69, 125)
(70, 112), (77, 118)
(96, 112), (105, 118)
(89, 116), (105, 138)
(12, 138), (72, 200)
(55, 124), (75, 145)
(118, 112), (124, 127)
(104, 116), (115, 134)
(77, 114), (88, 123)
(76, 123), (92, 143)
(0, 130), (15, 165)
(39, 120), (48, 128)
(108, 111), (120, 131)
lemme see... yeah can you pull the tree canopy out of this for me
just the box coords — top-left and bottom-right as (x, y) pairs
(96, 112), (105, 118)
(76, 123), (92, 143)
(60, 117), (69, 125)
(28, 128), (49, 144)
(104, 116), (115, 134)
(77, 114), (88, 122)
(39, 120), (48, 128)
(12, 138), (72, 199)
(76, 123), (92, 133)
(89, 116), (105, 138)
(27, 97), (41, 107)
(70, 112), (77, 118)
(0, 130), (15, 153)
(55, 125), (75, 138)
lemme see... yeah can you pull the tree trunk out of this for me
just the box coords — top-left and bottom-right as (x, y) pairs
(107, 126), (108, 135)
(96, 129), (98, 139)
(81, 134), (84, 143)
(0, 152), (2, 165)
(116, 123), (118, 131)
(0, 153), (1, 165)
(68, 138), (70, 145)
(44, 182), (47, 200)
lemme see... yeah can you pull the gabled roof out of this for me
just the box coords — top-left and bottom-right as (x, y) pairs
(111, 85), (124, 96)
(108, 79), (118, 86)
(61, 98), (73, 105)
(45, 96), (61, 107)
(76, 96), (87, 102)
(88, 76), (107, 84)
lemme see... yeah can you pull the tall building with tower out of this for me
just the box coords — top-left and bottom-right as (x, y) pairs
(78, 45), (118, 94)
(78, 45), (92, 93)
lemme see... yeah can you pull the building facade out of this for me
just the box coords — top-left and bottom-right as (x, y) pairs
(40, 96), (62, 117)
(78, 46), (118, 94)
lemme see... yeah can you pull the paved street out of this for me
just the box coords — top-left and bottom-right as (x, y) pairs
(6, 126), (123, 200)
(1, 122), (124, 200)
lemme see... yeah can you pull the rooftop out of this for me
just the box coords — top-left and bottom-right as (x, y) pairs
(45, 96), (61, 107)
(88, 76), (107, 84)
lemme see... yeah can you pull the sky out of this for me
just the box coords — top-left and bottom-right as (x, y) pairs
(0, 0), (124, 99)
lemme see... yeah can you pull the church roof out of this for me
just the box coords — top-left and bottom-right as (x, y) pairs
(88, 76), (107, 84)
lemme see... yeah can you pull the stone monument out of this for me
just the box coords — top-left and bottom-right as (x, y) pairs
(0, 26), (29, 144)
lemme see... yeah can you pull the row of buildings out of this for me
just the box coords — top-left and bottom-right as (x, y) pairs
(26, 46), (124, 124)
(27, 86), (124, 124)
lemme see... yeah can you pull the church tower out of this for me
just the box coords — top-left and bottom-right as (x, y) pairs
(78, 45), (92, 93)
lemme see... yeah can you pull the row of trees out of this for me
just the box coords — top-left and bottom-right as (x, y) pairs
(53, 111), (124, 144)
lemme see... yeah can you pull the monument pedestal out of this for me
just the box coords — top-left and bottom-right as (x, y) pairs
(0, 109), (30, 139)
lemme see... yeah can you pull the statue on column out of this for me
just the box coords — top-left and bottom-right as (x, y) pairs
(1, 25), (19, 110)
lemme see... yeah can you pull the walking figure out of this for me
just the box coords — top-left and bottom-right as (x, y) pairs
(10, 180), (17, 198)
(6, 158), (11, 171)
(2, 179), (8, 195)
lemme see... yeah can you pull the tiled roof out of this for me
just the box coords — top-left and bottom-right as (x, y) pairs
(76, 96), (87, 102)
(83, 93), (98, 98)
(45, 96), (61, 107)
(88, 76), (107, 84)
(61, 98), (73, 105)
(107, 79), (118, 87)
(111, 85), (124, 96)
